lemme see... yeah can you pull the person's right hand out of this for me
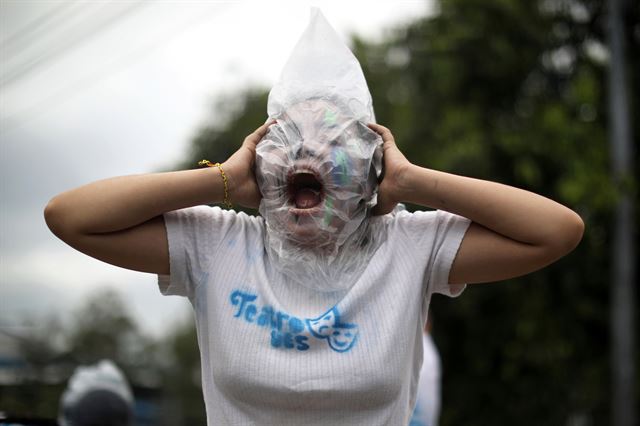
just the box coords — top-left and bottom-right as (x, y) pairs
(223, 121), (275, 209)
(367, 123), (411, 215)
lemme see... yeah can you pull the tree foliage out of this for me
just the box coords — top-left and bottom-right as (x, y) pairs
(161, 316), (206, 425)
(354, 1), (630, 424)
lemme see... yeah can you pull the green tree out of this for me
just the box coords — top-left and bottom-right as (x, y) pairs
(161, 316), (206, 425)
(0, 316), (66, 417)
(64, 289), (166, 395)
(353, 1), (638, 424)
(65, 289), (138, 365)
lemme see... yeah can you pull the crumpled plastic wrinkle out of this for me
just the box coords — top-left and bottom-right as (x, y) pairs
(267, 8), (376, 124)
(256, 97), (382, 249)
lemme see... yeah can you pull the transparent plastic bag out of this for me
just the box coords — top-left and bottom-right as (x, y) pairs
(255, 8), (384, 291)
(267, 8), (377, 123)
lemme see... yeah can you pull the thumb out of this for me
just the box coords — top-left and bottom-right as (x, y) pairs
(243, 120), (276, 149)
(372, 188), (397, 216)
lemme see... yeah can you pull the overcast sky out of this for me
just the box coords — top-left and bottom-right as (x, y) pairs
(0, 0), (431, 338)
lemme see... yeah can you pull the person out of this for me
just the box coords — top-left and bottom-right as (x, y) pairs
(409, 315), (441, 426)
(44, 10), (584, 426)
(43, 118), (583, 424)
(58, 360), (134, 426)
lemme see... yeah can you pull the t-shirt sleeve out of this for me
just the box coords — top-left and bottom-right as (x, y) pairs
(393, 209), (471, 298)
(157, 206), (241, 299)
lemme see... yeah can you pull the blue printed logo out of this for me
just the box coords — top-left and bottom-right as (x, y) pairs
(229, 290), (358, 353)
(306, 307), (359, 353)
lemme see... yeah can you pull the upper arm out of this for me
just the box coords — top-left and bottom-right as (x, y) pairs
(49, 215), (170, 275)
(448, 222), (571, 285)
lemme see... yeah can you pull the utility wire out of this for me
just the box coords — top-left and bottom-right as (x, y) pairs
(1, 1), (82, 55)
(2, 1), (100, 72)
(1, 3), (230, 135)
(1, 0), (149, 88)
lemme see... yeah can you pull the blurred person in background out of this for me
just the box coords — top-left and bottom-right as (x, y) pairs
(410, 314), (441, 426)
(58, 360), (133, 426)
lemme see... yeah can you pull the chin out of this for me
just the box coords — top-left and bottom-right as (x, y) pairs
(281, 213), (337, 248)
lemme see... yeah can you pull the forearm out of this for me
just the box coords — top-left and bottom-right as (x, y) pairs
(45, 167), (223, 235)
(398, 164), (584, 250)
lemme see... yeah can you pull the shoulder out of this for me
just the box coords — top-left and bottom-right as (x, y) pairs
(163, 206), (264, 251)
(165, 205), (263, 227)
(373, 208), (470, 252)
(376, 208), (453, 233)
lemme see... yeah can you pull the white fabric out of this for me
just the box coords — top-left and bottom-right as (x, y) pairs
(158, 206), (469, 425)
(409, 334), (442, 426)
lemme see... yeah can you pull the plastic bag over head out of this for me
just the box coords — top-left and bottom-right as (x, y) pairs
(255, 8), (384, 292)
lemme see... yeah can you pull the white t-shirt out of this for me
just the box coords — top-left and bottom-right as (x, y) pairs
(158, 206), (470, 426)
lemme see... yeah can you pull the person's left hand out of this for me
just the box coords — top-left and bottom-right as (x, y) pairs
(367, 123), (412, 215)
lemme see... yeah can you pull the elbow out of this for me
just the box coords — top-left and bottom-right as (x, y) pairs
(44, 195), (71, 238)
(548, 210), (585, 258)
(564, 210), (585, 252)
(44, 196), (61, 235)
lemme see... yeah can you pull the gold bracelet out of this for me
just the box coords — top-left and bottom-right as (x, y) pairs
(198, 159), (233, 209)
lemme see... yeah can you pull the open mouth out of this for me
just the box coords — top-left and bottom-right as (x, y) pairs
(287, 170), (324, 211)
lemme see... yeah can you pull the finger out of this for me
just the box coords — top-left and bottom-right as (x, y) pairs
(367, 123), (395, 144)
(244, 120), (276, 146)
(247, 120), (275, 142)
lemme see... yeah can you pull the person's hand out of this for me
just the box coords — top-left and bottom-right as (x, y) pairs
(223, 121), (275, 209)
(368, 123), (412, 215)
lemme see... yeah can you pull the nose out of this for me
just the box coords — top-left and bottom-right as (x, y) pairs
(294, 145), (313, 160)
(294, 140), (325, 161)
